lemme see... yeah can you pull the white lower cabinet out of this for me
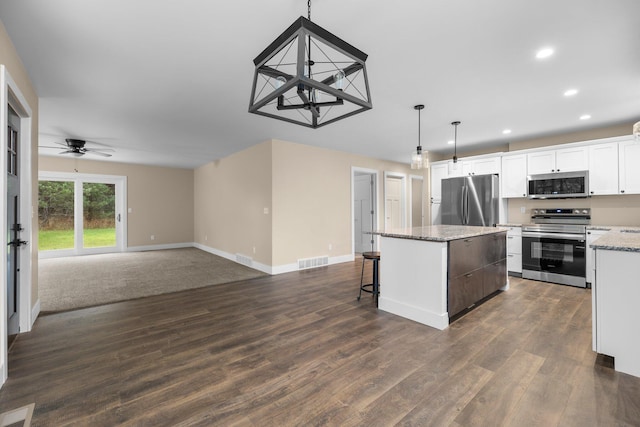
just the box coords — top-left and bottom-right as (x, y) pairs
(505, 226), (522, 274)
(586, 229), (608, 286)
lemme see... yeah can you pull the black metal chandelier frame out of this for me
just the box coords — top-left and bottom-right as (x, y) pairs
(248, 1), (372, 128)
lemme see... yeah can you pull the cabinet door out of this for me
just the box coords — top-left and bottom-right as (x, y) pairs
(472, 157), (501, 176)
(588, 143), (618, 195)
(527, 150), (556, 175)
(430, 162), (448, 201)
(501, 154), (528, 197)
(619, 140), (640, 195)
(556, 146), (588, 173)
(449, 237), (484, 278)
(448, 269), (484, 317)
(483, 260), (507, 296)
(431, 202), (441, 225)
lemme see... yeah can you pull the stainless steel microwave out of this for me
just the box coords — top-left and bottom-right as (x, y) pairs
(527, 170), (589, 199)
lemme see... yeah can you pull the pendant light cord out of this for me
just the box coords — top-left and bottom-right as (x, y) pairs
(418, 108), (421, 149)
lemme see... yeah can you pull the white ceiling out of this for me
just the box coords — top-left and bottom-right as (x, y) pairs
(1, 0), (639, 169)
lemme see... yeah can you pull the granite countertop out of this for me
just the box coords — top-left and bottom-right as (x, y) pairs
(371, 225), (507, 242)
(590, 227), (640, 253)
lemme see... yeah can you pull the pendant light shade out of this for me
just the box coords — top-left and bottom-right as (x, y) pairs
(634, 121), (640, 141)
(451, 121), (461, 167)
(411, 105), (429, 170)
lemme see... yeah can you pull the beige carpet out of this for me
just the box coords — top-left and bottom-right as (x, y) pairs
(38, 248), (267, 313)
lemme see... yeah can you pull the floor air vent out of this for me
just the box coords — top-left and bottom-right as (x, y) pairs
(298, 256), (329, 270)
(235, 254), (253, 267)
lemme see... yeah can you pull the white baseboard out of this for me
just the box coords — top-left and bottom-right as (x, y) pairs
(127, 242), (194, 252)
(194, 243), (354, 275)
(30, 299), (40, 329)
(193, 243), (272, 274)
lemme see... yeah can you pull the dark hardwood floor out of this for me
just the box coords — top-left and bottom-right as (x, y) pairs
(1, 260), (639, 426)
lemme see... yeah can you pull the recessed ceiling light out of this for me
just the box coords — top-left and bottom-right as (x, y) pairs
(580, 114), (591, 120)
(447, 140), (454, 145)
(502, 129), (512, 135)
(536, 47), (554, 59)
(564, 88), (579, 97)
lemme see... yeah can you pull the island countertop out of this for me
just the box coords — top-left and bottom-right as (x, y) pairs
(371, 225), (507, 242)
(590, 228), (640, 253)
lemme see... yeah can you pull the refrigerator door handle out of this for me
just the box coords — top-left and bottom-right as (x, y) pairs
(460, 185), (466, 224)
(462, 185), (469, 224)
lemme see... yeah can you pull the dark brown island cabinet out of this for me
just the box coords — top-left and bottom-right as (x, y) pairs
(448, 232), (507, 317)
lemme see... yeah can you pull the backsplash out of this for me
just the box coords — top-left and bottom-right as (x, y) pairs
(506, 194), (640, 226)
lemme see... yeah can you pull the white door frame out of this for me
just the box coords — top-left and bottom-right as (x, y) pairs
(351, 167), (378, 256)
(38, 172), (127, 259)
(383, 171), (407, 230)
(409, 174), (424, 228)
(1, 66), (34, 386)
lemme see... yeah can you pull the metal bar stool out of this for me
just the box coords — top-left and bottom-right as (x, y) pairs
(357, 251), (380, 306)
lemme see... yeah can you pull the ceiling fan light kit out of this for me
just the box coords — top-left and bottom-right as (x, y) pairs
(248, 0), (372, 129)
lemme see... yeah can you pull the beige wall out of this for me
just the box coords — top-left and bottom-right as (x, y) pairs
(194, 141), (273, 265)
(194, 139), (420, 269)
(39, 156), (194, 247)
(0, 21), (39, 309)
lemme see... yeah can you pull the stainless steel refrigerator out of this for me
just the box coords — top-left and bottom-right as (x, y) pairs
(441, 174), (499, 226)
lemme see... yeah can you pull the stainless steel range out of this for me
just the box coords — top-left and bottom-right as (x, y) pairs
(522, 208), (590, 288)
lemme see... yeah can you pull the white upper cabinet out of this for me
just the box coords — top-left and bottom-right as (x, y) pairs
(501, 153), (528, 198)
(463, 156), (501, 176)
(619, 139), (640, 195)
(430, 162), (449, 202)
(527, 146), (589, 175)
(588, 142), (619, 195)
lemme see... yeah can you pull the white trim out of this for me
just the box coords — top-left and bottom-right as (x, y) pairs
(30, 299), (40, 328)
(351, 167), (379, 256)
(194, 242), (354, 276)
(1, 65), (34, 387)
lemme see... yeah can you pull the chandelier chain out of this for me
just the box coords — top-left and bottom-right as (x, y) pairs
(308, 0), (311, 20)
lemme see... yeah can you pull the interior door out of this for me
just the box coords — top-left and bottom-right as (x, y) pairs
(385, 175), (403, 230)
(354, 174), (374, 253)
(6, 105), (22, 337)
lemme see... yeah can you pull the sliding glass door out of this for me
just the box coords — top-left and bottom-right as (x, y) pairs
(38, 173), (126, 257)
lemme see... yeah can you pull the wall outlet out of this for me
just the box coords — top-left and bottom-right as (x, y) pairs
(263, 207), (269, 215)
(150, 235), (155, 241)
(253, 246), (256, 254)
(520, 206), (526, 214)
(205, 235), (208, 241)
(328, 243), (332, 251)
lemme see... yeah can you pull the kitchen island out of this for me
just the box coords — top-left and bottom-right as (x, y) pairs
(372, 225), (507, 330)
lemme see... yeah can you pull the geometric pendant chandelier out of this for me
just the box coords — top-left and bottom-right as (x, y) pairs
(249, 1), (372, 129)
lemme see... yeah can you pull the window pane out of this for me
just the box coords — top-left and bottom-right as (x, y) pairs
(83, 183), (116, 248)
(38, 181), (75, 251)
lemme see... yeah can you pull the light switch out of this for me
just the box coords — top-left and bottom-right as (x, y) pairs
(128, 208), (132, 213)
(264, 208), (269, 215)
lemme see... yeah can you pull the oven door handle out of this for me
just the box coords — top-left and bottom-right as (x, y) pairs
(522, 231), (586, 241)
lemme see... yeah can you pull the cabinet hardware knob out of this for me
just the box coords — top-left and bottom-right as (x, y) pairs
(621, 190), (625, 193)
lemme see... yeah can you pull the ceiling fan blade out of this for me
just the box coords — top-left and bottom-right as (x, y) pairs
(38, 145), (64, 149)
(59, 150), (74, 154)
(85, 150), (112, 157)
(84, 147), (115, 152)
(54, 141), (68, 147)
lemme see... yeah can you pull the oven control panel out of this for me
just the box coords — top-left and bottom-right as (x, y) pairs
(531, 208), (591, 216)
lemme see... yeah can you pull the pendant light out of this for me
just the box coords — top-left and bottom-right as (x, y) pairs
(249, 0), (372, 129)
(634, 121), (640, 141)
(451, 121), (461, 167)
(411, 104), (429, 170)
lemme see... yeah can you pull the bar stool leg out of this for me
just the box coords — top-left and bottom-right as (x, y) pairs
(357, 255), (365, 301)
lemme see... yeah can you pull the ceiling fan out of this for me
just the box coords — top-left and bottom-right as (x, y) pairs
(39, 138), (114, 157)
